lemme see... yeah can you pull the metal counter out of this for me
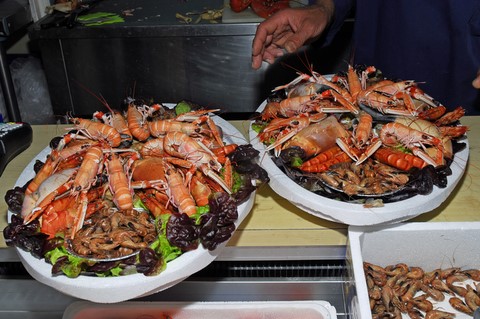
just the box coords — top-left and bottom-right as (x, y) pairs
(28, 0), (353, 119)
(1, 246), (350, 319)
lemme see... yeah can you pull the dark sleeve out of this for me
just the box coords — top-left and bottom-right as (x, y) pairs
(321, 0), (355, 46)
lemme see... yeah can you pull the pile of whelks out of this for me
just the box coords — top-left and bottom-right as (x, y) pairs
(12, 100), (264, 262)
(252, 65), (468, 200)
(364, 262), (480, 319)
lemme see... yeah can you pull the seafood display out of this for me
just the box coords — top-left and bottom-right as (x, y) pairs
(3, 100), (268, 279)
(251, 65), (468, 205)
(364, 262), (480, 319)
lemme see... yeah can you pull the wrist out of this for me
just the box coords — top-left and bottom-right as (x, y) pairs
(314, 0), (335, 26)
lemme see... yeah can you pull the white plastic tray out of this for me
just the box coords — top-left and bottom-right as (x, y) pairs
(63, 300), (337, 319)
(347, 222), (480, 319)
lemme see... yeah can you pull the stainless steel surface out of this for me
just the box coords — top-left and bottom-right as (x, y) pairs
(0, 245), (347, 263)
(28, 0), (353, 120)
(0, 246), (351, 318)
(31, 29), (352, 119)
(0, 277), (349, 319)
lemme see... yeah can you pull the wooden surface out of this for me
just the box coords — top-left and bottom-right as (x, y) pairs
(1, 118), (479, 249)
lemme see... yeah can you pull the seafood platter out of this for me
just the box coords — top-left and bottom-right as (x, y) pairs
(347, 222), (480, 319)
(3, 100), (268, 303)
(249, 65), (469, 225)
(62, 300), (337, 319)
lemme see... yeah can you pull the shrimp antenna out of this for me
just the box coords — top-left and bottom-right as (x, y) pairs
(71, 78), (114, 113)
(300, 49), (314, 74)
(348, 45), (356, 67)
(280, 49), (315, 76)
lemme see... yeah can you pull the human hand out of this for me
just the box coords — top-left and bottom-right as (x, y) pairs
(251, 0), (335, 69)
(473, 70), (480, 89)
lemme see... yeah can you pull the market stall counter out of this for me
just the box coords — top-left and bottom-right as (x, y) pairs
(2, 118), (479, 254)
(0, 117), (478, 318)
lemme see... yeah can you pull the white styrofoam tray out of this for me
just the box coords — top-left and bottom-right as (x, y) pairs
(9, 110), (255, 303)
(250, 100), (469, 226)
(347, 222), (480, 319)
(63, 300), (337, 319)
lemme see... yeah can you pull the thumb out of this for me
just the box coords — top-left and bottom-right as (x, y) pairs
(284, 34), (309, 53)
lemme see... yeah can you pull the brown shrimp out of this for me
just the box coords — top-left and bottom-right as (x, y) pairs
(464, 285), (480, 312)
(425, 310), (455, 319)
(445, 273), (469, 297)
(449, 297), (473, 316)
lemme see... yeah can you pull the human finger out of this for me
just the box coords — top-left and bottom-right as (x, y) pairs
(252, 32), (272, 69)
(263, 46), (285, 62)
(472, 70), (480, 89)
(252, 10), (292, 56)
(283, 33), (310, 53)
(252, 25), (269, 57)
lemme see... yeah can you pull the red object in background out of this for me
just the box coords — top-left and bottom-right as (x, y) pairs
(230, 0), (252, 12)
(251, 0), (290, 19)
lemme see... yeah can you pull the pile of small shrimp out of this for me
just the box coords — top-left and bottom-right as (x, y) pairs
(70, 208), (157, 260)
(364, 262), (480, 319)
(252, 65), (468, 202)
(319, 160), (409, 196)
(13, 99), (256, 261)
